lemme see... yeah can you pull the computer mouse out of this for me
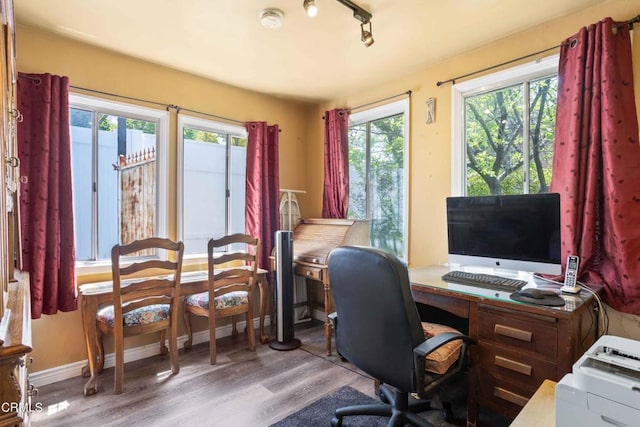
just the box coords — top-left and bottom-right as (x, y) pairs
(518, 288), (556, 299)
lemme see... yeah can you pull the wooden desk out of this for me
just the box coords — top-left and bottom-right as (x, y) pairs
(409, 266), (595, 427)
(510, 379), (556, 427)
(79, 269), (270, 396)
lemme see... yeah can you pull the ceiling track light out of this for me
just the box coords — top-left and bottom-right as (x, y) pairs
(360, 21), (374, 47)
(302, 0), (374, 46)
(336, 0), (372, 24)
(303, 0), (318, 17)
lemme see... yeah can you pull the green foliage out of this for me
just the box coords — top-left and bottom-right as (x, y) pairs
(465, 76), (557, 195)
(69, 109), (157, 134)
(348, 114), (405, 256)
(182, 128), (247, 147)
(126, 118), (155, 134)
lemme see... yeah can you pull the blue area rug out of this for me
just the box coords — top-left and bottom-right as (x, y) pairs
(270, 386), (388, 427)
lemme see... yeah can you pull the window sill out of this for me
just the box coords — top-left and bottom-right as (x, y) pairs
(75, 254), (210, 278)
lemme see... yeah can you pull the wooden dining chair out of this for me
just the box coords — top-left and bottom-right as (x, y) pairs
(183, 233), (259, 365)
(96, 237), (184, 394)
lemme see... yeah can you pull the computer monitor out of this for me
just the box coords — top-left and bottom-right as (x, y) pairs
(446, 193), (561, 275)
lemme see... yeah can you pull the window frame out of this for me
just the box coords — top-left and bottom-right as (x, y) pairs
(348, 98), (410, 260)
(69, 93), (170, 273)
(450, 55), (559, 196)
(177, 114), (248, 260)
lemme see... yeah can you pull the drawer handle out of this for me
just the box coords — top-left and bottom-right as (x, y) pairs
(306, 271), (312, 276)
(494, 324), (532, 342)
(494, 386), (529, 407)
(494, 355), (532, 376)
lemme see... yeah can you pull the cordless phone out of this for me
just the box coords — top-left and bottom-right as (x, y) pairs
(560, 255), (581, 294)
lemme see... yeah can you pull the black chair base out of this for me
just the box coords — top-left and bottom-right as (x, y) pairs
(331, 384), (448, 427)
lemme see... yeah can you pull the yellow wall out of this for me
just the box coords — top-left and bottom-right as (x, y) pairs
(309, 0), (640, 340)
(16, 24), (315, 372)
(19, 0), (640, 373)
(309, 0), (640, 268)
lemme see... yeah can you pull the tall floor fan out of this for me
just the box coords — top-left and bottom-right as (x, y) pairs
(269, 230), (301, 350)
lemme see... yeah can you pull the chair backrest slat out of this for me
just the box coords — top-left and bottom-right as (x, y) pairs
(120, 260), (179, 276)
(208, 234), (259, 298)
(111, 237), (184, 319)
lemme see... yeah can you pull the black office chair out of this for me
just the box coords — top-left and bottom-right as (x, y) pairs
(327, 246), (475, 427)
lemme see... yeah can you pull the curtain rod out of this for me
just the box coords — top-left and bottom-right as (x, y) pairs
(436, 43), (564, 87)
(323, 90), (412, 119)
(349, 90), (412, 113)
(175, 106), (245, 126)
(68, 85), (245, 125)
(436, 14), (640, 87)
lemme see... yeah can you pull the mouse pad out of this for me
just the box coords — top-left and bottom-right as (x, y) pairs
(509, 292), (566, 307)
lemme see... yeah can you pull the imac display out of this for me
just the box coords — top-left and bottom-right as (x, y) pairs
(446, 193), (561, 275)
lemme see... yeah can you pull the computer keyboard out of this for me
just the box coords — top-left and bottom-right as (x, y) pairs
(441, 270), (527, 292)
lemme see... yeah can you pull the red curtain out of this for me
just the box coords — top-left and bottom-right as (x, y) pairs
(550, 18), (640, 314)
(17, 73), (77, 318)
(245, 121), (280, 269)
(322, 109), (350, 218)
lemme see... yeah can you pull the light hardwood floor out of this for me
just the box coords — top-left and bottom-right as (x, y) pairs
(30, 322), (375, 427)
(30, 322), (507, 427)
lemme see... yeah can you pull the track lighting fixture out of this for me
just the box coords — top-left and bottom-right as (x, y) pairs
(360, 21), (374, 47)
(303, 0), (318, 17)
(302, 0), (374, 47)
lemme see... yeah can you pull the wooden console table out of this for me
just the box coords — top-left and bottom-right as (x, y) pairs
(409, 266), (596, 427)
(79, 268), (270, 396)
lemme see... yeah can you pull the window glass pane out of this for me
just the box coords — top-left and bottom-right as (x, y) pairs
(70, 108), (92, 261)
(464, 84), (524, 195)
(100, 115), (157, 257)
(347, 123), (367, 220)
(348, 113), (405, 258)
(70, 95), (165, 263)
(96, 113), (120, 259)
(183, 128), (227, 255)
(528, 76), (557, 193)
(369, 115), (404, 256)
(229, 136), (247, 238)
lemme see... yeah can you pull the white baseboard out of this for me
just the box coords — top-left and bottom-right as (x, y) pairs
(29, 315), (271, 388)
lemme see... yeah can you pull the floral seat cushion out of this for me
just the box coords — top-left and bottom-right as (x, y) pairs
(421, 322), (463, 374)
(97, 304), (170, 328)
(184, 291), (249, 310)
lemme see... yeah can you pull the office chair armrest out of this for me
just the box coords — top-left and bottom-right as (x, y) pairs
(412, 332), (476, 397)
(413, 332), (475, 358)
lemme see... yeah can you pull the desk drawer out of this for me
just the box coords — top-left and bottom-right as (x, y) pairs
(295, 264), (324, 282)
(478, 341), (556, 385)
(476, 371), (538, 418)
(478, 305), (557, 359)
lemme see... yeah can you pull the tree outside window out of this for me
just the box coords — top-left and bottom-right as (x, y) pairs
(348, 112), (405, 257)
(464, 76), (557, 196)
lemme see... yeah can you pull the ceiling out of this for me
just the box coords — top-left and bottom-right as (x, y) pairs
(14, 0), (604, 103)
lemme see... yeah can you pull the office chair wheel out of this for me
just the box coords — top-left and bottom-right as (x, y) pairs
(331, 416), (342, 427)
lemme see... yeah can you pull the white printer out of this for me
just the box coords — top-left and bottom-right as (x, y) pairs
(556, 335), (640, 426)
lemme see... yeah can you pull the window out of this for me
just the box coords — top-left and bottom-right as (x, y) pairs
(69, 94), (169, 264)
(178, 115), (247, 256)
(451, 55), (558, 196)
(348, 99), (409, 258)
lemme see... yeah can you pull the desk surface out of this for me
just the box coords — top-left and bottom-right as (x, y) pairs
(510, 379), (557, 427)
(409, 265), (592, 316)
